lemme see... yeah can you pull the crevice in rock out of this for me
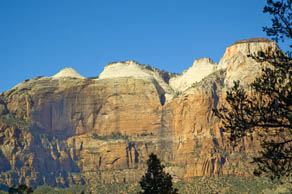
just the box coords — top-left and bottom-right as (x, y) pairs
(160, 94), (166, 106)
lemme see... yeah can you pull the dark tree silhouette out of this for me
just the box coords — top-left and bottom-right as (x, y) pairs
(263, 0), (292, 52)
(8, 184), (33, 194)
(214, 0), (292, 181)
(139, 153), (178, 194)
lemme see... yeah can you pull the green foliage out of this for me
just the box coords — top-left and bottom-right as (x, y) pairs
(8, 184), (33, 194)
(91, 132), (128, 141)
(87, 76), (99, 79)
(87, 182), (141, 194)
(193, 142), (202, 150)
(215, 53), (292, 180)
(33, 184), (86, 194)
(32, 183), (140, 194)
(263, 0), (292, 52)
(140, 132), (154, 137)
(0, 113), (30, 128)
(138, 153), (178, 194)
(173, 91), (182, 98)
(214, 0), (292, 181)
(1, 176), (290, 194)
(175, 176), (282, 194)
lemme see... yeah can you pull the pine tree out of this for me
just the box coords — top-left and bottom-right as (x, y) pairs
(8, 184), (33, 194)
(139, 153), (178, 194)
(214, 0), (292, 181)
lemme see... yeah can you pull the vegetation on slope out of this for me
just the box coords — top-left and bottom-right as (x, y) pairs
(1, 176), (289, 194)
(0, 113), (30, 128)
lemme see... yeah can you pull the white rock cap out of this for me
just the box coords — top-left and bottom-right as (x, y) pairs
(99, 60), (150, 79)
(98, 60), (176, 97)
(169, 58), (217, 91)
(52, 67), (85, 79)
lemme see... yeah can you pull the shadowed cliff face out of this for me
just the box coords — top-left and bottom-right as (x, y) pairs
(0, 38), (281, 187)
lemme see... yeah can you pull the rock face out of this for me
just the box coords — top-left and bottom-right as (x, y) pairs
(218, 38), (279, 87)
(0, 38), (281, 187)
(99, 60), (177, 101)
(52, 67), (85, 79)
(169, 58), (217, 91)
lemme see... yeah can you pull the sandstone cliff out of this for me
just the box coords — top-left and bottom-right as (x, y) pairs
(218, 38), (279, 87)
(169, 58), (217, 92)
(0, 38), (281, 187)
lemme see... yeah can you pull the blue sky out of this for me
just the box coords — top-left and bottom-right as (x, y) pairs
(0, 0), (282, 92)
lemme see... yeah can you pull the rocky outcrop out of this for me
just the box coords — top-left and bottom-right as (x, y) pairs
(169, 58), (217, 91)
(218, 38), (280, 87)
(52, 67), (85, 79)
(0, 38), (280, 187)
(99, 60), (177, 100)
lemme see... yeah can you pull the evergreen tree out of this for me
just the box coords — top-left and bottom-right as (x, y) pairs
(214, 0), (292, 181)
(8, 184), (33, 194)
(139, 153), (178, 194)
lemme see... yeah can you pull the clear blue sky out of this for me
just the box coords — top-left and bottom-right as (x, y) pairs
(0, 0), (282, 92)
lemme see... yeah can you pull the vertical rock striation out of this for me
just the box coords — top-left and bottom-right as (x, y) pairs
(0, 38), (281, 187)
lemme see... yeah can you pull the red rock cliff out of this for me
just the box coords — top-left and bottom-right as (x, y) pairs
(0, 38), (280, 187)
